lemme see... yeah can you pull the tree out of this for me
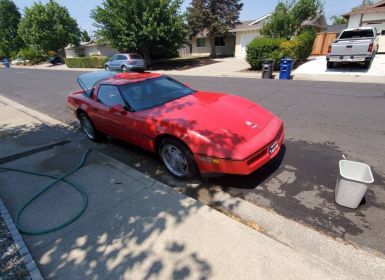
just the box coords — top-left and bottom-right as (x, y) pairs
(0, 0), (23, 58)
(80, 30), (91, 42)
(18, 0), (80, 54)
(186, 0), (243, 58)
(261, 0), (323, 39)
(331, 15), (347, 25)
(91, 0), (186, 64)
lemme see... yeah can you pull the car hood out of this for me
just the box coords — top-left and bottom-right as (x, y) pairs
(144, 91), (277, 158)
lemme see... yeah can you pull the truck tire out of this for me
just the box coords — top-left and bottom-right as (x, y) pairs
(327, 61), (334, 69)
(363, 61), (371, 70)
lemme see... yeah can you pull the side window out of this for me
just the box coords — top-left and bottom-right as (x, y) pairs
(111, 55), (117, 61)
(97, 85), (125, 107)
(118, 55), (127, 60)
(196, 38), (206, 48)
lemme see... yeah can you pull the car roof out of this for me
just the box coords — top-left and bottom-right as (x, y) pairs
(342, 27), (375, 32)
(100, 72), (162, 86)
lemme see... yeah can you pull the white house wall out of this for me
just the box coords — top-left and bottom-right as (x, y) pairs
(235, 30), (261, 58)
(347, 14), (361, 28)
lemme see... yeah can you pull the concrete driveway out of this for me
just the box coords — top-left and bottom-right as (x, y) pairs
(294, 54), (385, 77)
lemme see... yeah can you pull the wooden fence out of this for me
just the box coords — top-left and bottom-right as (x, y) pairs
(311, 32), (337, 55)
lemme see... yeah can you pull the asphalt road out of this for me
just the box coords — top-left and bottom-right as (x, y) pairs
(1, 68), (385, 254)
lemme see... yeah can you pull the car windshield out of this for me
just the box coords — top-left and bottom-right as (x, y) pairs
(77, 71), (116, 95)
(119, 76), (194, 111)
(339, 29), (374, 39)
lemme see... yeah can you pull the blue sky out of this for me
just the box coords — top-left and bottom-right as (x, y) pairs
(13, 0), (365, 33)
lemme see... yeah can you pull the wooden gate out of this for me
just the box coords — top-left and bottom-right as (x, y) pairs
(311, 32), (337, 55)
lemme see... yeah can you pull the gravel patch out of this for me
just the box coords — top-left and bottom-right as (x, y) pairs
(0, 214), (30, 280)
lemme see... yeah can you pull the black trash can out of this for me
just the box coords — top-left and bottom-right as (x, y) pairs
(262, 59), (275, 79)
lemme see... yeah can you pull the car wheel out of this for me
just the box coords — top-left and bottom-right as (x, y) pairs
(327, 61), (334, 69)
(105, 65), (110, 71)
(121, 65), (128, 72)
(159, 138), (199, 179)
(363, 61), (371, 70)
(79, 113), (102, 142)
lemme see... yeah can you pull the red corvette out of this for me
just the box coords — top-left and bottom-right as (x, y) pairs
(67, 71), (284, 179)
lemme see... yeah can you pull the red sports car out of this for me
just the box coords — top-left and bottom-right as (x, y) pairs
(67, 71), (284, 179)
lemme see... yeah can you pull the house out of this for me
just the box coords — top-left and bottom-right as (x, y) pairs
(190, 13), (327, 58)
(190, 14), (271, 58)
(65, 40), (118, 58)
(191, 29), (236, 57)
(229, 14), (272, 58)
(343, 0), (385, 33)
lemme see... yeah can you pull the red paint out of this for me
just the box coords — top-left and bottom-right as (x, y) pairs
(68, 73), (284, 176)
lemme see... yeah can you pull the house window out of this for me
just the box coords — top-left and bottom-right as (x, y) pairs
(196, 38), (206, 48)
(215, 36), (225, 46)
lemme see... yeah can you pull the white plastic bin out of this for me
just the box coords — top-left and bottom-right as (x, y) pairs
(335, 160), (374, 209)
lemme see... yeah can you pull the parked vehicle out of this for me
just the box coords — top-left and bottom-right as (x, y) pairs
(49, 56), (62, 65)
(326, 27), (379, 69)
(68, 71), (284, 179)
(11, 58), (30, 65)
(105, 53), (146, 72)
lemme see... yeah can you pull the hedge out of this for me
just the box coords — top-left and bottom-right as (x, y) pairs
(246, 29), (317, 70)
(246, 37), (284, 70)
(65, 56), (109, 68)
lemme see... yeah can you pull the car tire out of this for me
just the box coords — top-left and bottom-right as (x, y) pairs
(327, 61), (334, 69)
(159, 138), (199, 179)
(121, 65), (128, 72)
(79, 112), (103, 142)
(363, 61), (371, 70)
(105, 65), (110, 71)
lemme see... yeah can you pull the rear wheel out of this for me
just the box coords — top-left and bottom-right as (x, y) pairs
(79, 113), (103, 142)
(363, 61), (371, 70)
(159, 138), (199, 179)
(327, 61), (334, 69)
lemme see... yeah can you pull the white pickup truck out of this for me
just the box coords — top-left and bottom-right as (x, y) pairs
(326, 27), (379, 69)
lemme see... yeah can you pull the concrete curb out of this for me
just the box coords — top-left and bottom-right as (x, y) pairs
(0, 199), (44, 280)
(0, 95), (68, 127)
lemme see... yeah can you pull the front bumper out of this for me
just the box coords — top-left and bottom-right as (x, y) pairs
(195, 121), (284, 176)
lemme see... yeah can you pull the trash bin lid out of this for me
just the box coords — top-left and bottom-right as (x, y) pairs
(339, 160), (374, 184)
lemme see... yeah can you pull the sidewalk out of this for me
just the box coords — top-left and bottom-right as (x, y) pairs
(1, 95), (385, 279)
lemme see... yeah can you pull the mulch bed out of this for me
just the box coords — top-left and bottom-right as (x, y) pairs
(0, 215), (29, 280)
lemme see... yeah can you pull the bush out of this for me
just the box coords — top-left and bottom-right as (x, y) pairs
(18, 47), (47, 64)
(246, 29), (317, 70)
(246, 37), (284, 70)
(65, 56), (109, 68)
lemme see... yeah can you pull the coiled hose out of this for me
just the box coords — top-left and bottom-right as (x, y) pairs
(0, 149), (91, 235)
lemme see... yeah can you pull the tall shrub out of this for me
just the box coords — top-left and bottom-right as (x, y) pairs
(246, 37), (284, 70)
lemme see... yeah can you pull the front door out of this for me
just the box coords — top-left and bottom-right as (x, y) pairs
(92, 84), (136, 143)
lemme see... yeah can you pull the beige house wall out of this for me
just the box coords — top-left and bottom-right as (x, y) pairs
(191, 36), (235, 57)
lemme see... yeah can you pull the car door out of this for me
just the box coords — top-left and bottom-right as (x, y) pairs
(90, 84), (137, 143)
(117, 55), (127, 69)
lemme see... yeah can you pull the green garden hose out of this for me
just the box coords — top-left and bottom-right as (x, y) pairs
(0, 149), (91, 235)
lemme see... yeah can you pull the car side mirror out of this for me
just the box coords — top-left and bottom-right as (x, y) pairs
(109, 104), (126, 114)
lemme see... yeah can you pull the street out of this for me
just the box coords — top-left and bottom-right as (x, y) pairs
(1, 68), (385, 255)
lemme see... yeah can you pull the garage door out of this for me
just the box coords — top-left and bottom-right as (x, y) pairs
(240, 33), (258, 58)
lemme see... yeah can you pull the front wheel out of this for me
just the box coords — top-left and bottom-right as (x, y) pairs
(79, 113), (103, 142)
(121, 65), (128, 72)
(105, 65), (110, 71)
(159, 138), (199, 179)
